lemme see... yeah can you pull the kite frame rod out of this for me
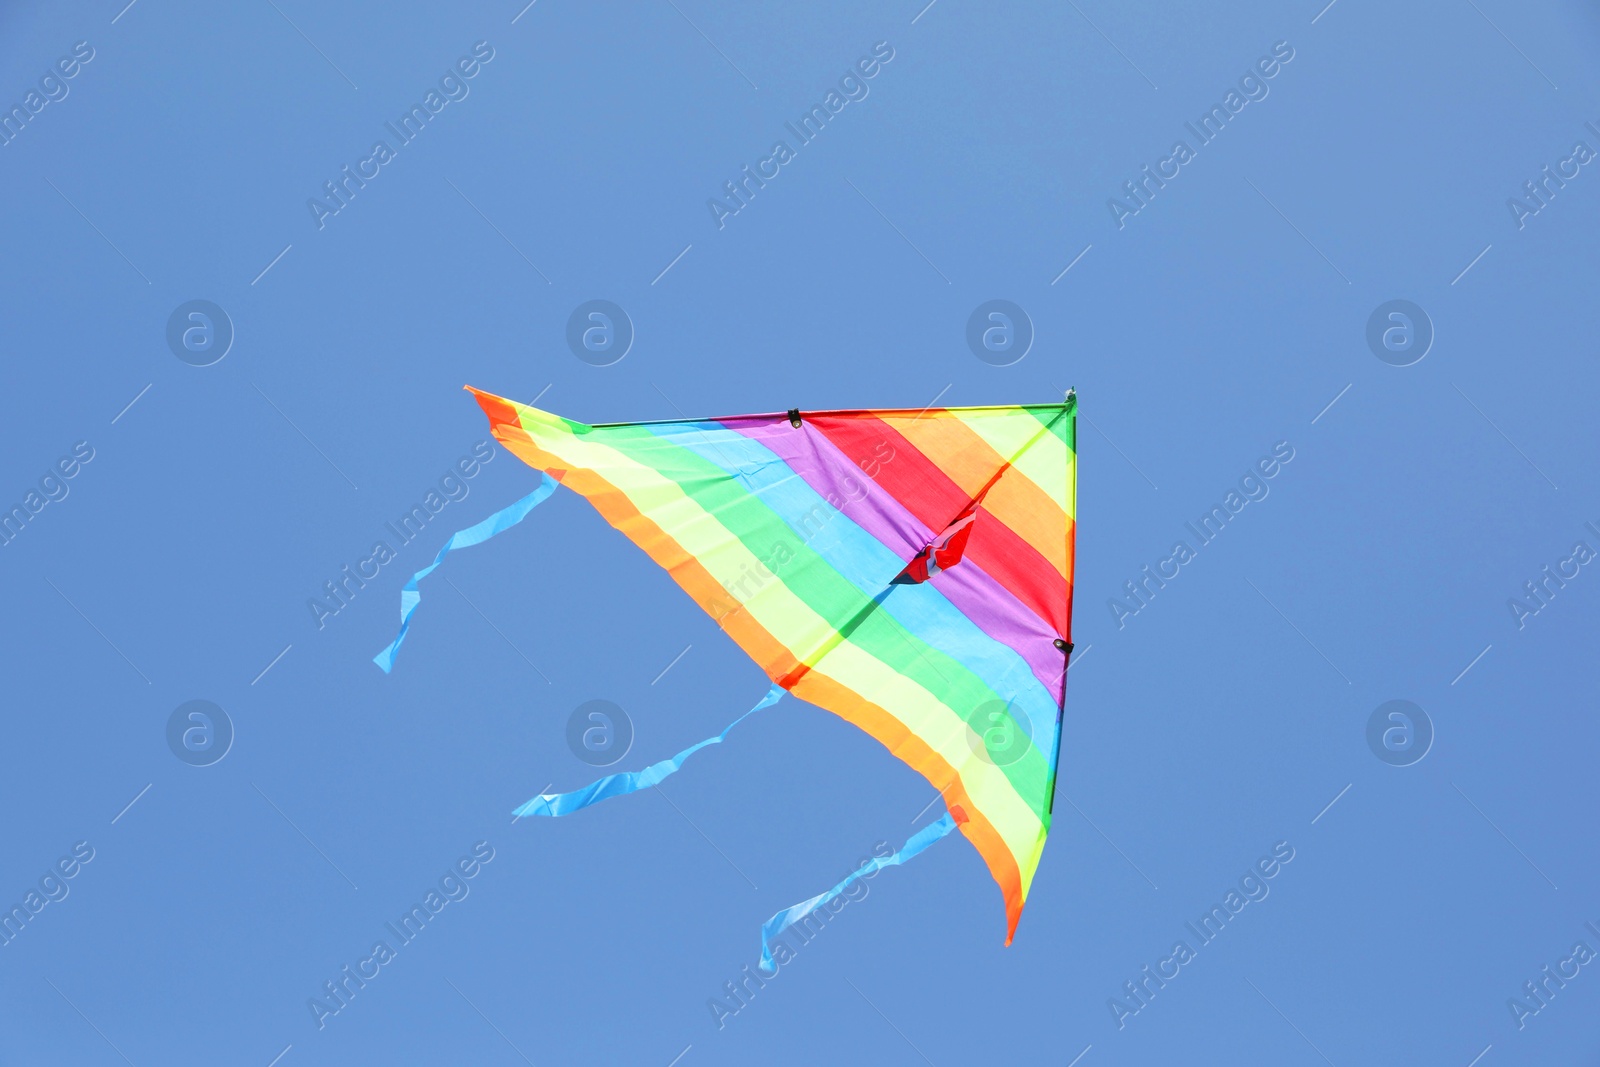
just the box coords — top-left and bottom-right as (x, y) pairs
(588, 395), (1076, 428)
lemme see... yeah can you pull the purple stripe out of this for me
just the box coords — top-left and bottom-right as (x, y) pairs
(722, 416), (1065, 705)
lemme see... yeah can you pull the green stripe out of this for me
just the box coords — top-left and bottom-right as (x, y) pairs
(1021, 399), (1074, 450)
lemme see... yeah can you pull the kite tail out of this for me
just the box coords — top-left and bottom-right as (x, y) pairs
(757, 812), (961, 974)
(514, 684), (786, 818)
(372, 476), (559, 674)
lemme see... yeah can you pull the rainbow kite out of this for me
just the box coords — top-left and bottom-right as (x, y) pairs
(377, 387), (1077, 951)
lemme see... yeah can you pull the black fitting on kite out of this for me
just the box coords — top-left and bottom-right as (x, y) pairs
(1054, 638), (1073, 653)
(787, 408), (802, 428)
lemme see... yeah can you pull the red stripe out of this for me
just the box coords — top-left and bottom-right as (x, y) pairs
(810, 415), (1068, 636)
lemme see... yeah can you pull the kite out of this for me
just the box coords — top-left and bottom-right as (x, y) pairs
(376, 386), (1077, 956)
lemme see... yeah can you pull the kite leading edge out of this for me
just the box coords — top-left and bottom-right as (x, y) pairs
(376, 386), (1077, 950)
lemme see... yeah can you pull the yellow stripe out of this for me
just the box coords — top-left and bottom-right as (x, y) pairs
(1017, 828), (1047, 899)
(950, 409), (1074, 521)
(515, 407), (1047, 864)
(807, 640), (1047, 857)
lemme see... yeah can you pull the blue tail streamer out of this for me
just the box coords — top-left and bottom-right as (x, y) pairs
(757, 813), (960, 974)
(373, 475), (558, 673)
(514, 684), (786, 818)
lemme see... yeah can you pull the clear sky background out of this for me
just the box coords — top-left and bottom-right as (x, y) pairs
(1, 1), (1597, 1064)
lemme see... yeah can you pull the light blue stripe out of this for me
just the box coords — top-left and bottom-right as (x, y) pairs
(758, 813), (959, 974)
(373, 475), (558, 673)
(514, 684), (785, 817)
(644, 421), (1058, 758)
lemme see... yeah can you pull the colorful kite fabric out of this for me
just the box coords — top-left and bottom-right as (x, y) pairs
(467, 386), (1077, 943)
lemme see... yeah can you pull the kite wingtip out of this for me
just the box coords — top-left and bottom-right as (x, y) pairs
(468, 386), (525, 436)
(1004, 894), (1024, 946)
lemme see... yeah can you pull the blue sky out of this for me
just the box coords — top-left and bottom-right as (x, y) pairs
(1, 0), (1597, 1064)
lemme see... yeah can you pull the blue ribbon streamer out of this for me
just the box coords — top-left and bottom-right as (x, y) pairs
(757, 812), (959, 974)
(514, 684), (786, 818)
(373, 475), (559, 673)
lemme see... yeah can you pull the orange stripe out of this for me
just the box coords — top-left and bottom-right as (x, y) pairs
(885, 415), (1068, 580)
(788, 670), (1026, 944)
